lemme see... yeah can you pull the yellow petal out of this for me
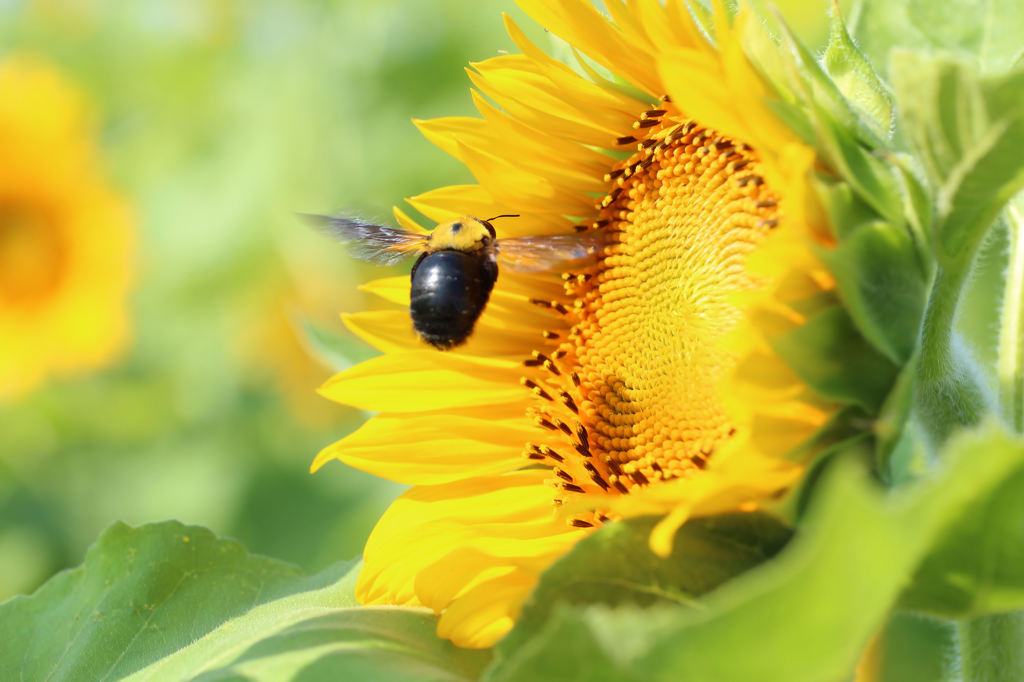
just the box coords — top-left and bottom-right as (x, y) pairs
(436, 568), (539, 648)
(468, 58), (623, 147)
(344, 309), (548, 358)
(516, 0), (662, 96)
(407, 184), (572, 235)
(455, 139), (597, 216)
(319, 352), (527, 412)
(313, 411), (536, 484)
(357, 470), (566, 605)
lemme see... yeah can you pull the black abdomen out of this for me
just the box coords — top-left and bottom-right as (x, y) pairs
(409, 250), (498, 349)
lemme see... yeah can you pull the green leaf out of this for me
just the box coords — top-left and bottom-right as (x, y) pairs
(817, 218), (928, 364)
(901, 464), (1024, 616)
(875, 361), (927, 485)
(822, 3), (894, 140)
(954, 612), (1024, 682)
(0, 521), (489, 682)
(890, 54), (1024, 262)
(170, 610), (489, 682)
(757, 9), (889, 153)
(490, 512), (792, 670)
(812, 109), (905, 224)
(870, 611), (958, 682)
(771, 305), (899, 411)
(848, 0), (1024, 77)
(484, 421), (1024, 682)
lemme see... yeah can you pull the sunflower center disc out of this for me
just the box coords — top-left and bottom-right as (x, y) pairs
(557, 116), (783, 496)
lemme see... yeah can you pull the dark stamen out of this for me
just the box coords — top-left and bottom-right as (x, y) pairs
(590, 474), (610, 491)
(530, 444), (564, 462)
(575, 423), (589, 445)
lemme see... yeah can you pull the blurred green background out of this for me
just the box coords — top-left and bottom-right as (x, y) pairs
(0, 0), (547, 601)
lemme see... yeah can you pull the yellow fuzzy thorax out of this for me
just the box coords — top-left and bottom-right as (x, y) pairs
(426, 216), (494, 252)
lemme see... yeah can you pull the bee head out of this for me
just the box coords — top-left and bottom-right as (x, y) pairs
(428, 216), (497, 252)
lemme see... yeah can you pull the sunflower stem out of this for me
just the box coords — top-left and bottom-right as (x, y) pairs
(915, 262), (987, 450)
(997, 201), (1024, 433)
(954, 612), (1024, 682)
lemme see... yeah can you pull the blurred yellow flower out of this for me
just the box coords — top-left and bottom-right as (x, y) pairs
(0, 56), (133, 398)
(316, 0), (835, 648)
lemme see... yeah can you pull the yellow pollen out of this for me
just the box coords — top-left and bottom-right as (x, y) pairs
(524, 109), (782, 514)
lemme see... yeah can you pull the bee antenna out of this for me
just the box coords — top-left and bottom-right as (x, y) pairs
(485, 213), (520, 222)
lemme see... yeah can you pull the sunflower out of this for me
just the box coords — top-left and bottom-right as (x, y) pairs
(315, 1), (840, 648)
(0, 55), (133, 398)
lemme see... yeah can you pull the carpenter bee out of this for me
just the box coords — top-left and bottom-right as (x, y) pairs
(306, 213), (604, 349)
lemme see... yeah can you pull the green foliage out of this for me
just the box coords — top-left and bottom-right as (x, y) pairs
(816, 218), (928, 364)
(891, 54), (1024, 262)
(822, 5), (894, 140)
(0, 521), (489, 682)
(848, 0), (1024, 76)
(772, 305), (899, 410)
(901, 463), (1024, 616)
(494, 513), (792, 657)
(481, 422), (1024, 682)
(870, 612), (958, 682)
(884, 55), (1024, 448)
(6, 423), (1023, 681)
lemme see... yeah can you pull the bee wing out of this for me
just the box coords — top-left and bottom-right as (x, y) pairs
(496, 231), (606, 272)
(303, 214), (428, 266)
